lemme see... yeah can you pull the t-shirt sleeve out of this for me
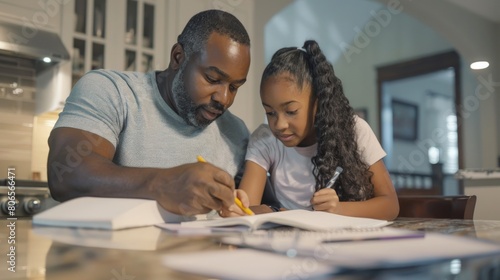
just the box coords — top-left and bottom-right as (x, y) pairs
(245, 124), (276, 171)
(355, 116), (386, 166)
(54, 70), (125, 147)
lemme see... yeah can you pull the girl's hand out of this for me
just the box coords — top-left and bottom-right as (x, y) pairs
(311, 188), (340, 213)
(218, 189), (251, 217)
(248, 204), (276, 214)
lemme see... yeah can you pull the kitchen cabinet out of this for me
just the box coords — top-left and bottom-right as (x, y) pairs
(124, 0), (156, 72)
(66, 0), (166, 87)
(0, 0), (62, 31)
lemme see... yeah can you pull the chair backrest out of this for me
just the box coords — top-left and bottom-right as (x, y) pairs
(397, 195), (477, 219)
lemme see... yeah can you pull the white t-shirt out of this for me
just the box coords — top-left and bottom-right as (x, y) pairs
(245, 117), (386, 210)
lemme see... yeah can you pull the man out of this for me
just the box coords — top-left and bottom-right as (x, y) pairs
(47, 10), (251, 216)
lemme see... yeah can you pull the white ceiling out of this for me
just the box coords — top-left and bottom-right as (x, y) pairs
(444, 0), (500, 23)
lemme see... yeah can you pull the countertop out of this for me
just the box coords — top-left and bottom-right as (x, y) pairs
(1, 218), (500, 279)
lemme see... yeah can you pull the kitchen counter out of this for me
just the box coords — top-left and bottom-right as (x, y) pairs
(1, 218), (500, 279)
(461, 175), (500, 220)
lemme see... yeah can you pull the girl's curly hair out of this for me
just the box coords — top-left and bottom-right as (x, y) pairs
(261, 40), (374, 201)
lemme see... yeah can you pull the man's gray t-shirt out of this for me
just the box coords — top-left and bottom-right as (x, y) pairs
(54, 70), (249, 177)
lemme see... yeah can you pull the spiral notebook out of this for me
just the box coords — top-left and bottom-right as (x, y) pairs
(179, 209), (391, 231)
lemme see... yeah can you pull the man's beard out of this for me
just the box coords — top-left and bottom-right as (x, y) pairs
(171, 64), (223, 129)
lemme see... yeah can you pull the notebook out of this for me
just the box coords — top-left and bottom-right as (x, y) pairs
(32, 197), (198, 230)
(180, 209), (391, 231)
(33, 224), (165, 251)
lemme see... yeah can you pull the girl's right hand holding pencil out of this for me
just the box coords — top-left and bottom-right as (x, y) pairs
(311, 188), (340, 213)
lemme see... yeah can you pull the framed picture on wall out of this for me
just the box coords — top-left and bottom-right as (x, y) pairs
(354, 108), (368, 122)
(392, 99), (418, 141)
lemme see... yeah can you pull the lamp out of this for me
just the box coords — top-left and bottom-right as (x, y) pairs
(470, 61), (489, 70)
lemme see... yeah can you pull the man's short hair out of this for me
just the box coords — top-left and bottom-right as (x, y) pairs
(177, 9), (250, 57)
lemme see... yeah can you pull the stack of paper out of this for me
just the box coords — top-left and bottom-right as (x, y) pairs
(162, 228), (500, 278)
(163, 249), (338, 280)
(221, 227), (500, 269)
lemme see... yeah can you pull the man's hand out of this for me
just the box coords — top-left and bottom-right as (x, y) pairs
(153, 161), (237, 216)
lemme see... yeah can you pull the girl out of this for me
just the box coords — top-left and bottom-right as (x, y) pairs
(238, 40), (399, 220)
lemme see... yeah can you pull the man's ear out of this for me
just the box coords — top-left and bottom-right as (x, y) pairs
(169, 43), (185, 70)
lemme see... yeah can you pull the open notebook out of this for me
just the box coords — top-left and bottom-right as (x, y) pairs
(179, 209), (390, 231)
(33, 197), (388, 231)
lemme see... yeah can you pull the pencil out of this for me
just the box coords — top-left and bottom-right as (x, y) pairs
(325, 166), (343, 189)
(196, 155), (254, 215)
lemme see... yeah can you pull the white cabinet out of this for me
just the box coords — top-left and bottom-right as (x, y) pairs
(124, 0), (156, 72)
(0, 0), (61, 32)
(63, 0), (166, 87)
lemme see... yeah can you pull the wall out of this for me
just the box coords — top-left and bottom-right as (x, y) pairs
(0, 54), (37, 180)
(333, 9), (452, 139)
(31, 111), (59, 181)
(374, 0), (500, 169)
(497, 29), (500, 166)
(252, 0), (294, 129)
(0, 103), (33, 180)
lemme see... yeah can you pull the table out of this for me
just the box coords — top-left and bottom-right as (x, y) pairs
(1, 218), (500, 279)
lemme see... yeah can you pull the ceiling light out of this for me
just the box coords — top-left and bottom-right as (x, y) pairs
(43, 57), (52, 63)
(470, 61), (489, 70)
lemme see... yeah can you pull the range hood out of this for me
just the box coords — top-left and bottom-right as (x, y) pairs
(0, 21), (69, 63)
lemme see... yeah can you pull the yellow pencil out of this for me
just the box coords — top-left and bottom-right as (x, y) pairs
(196, 155), (207, 163)
(233, 196), (255, 216)
(197, 155), (254, 216)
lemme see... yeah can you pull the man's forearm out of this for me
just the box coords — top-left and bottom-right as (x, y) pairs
(48, 154), (165, 201)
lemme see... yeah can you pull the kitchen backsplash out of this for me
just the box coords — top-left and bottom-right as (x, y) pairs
(0, 53), (58, 181)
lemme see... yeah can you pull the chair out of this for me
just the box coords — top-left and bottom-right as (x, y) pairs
(397, 195), (477, 219)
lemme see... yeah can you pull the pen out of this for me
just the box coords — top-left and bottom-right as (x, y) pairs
(196, 155), (255, 215)
(325, 166), (343, 189)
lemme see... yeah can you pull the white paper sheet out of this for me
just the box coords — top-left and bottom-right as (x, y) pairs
(162, 249), (338, 280)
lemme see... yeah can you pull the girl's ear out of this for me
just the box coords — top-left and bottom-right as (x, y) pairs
(169, 43), (185, 70)
(312, 96), (319, 117)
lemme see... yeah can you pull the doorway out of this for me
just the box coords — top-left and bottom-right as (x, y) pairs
(377, 51), (463, 195)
